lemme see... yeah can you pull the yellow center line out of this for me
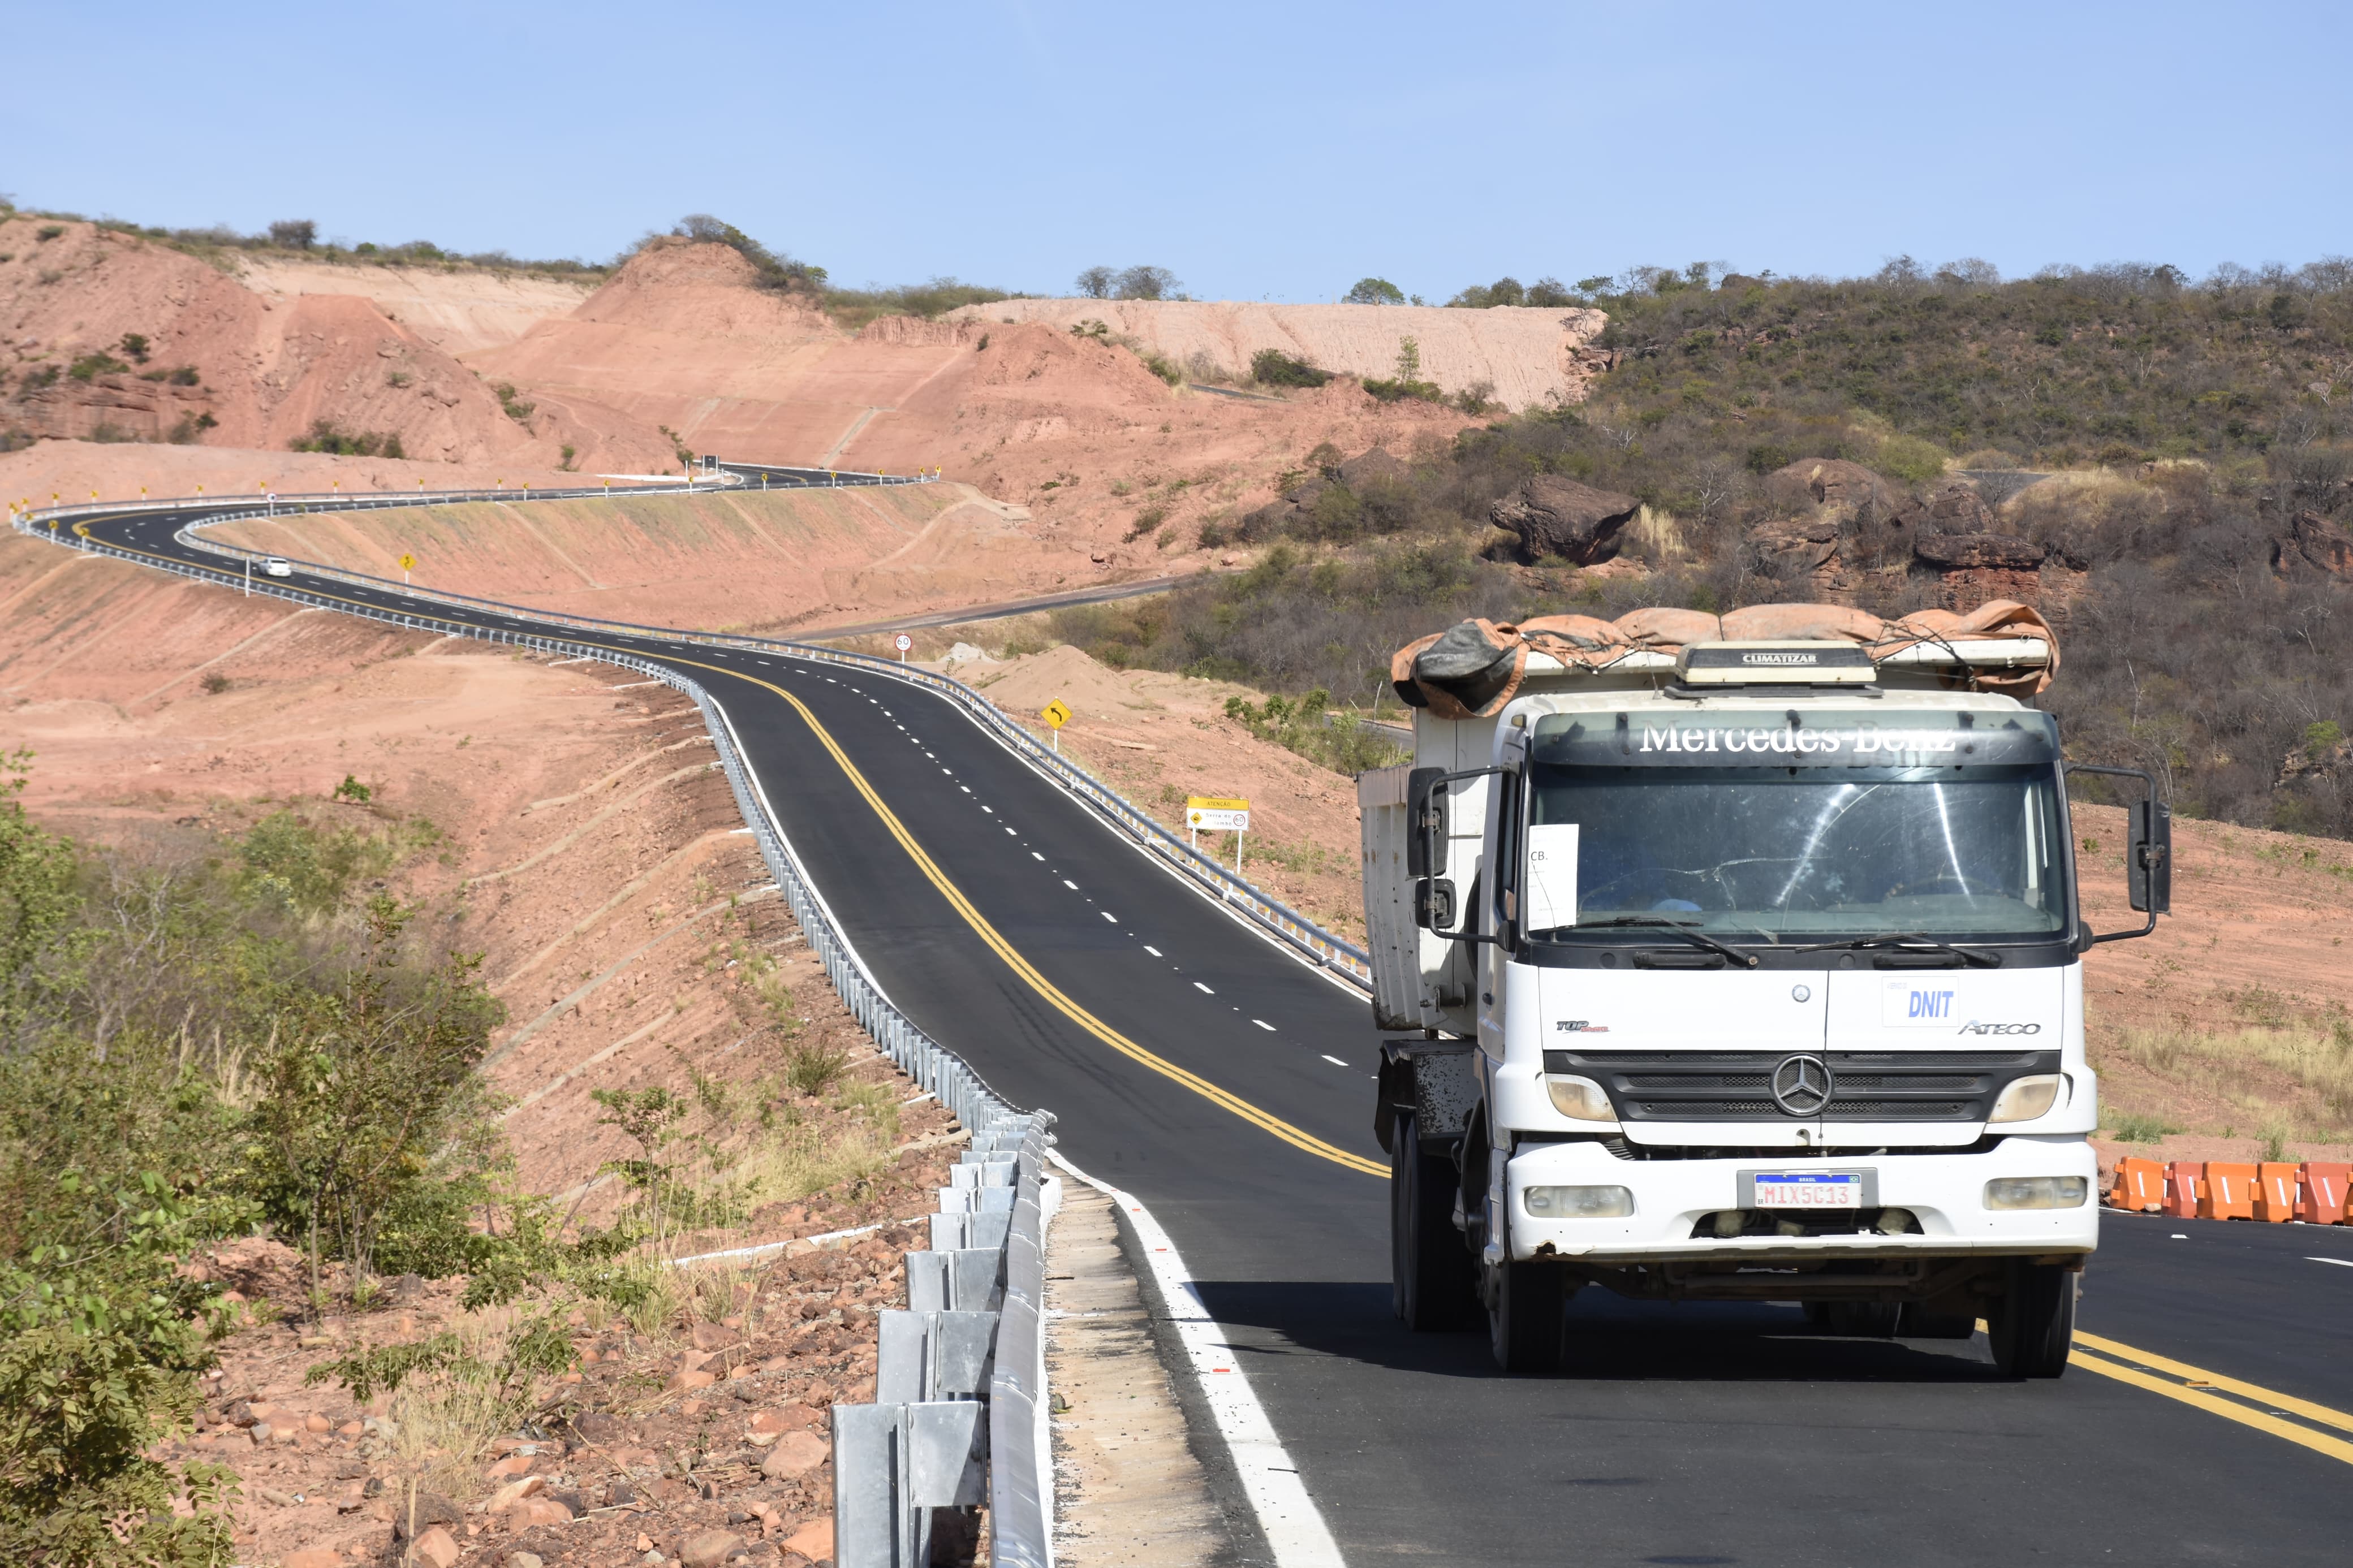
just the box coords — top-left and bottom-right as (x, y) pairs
(2068, 1346), (2353, 1467)
(84, 519), (1389, 1179)
(2071, 1328), (2353, 1438)
(1960, 1308), (2353, 1467)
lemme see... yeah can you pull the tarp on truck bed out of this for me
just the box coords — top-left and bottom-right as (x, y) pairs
(1390, 600), (2058, 719)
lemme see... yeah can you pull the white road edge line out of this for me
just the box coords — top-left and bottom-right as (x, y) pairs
(2309, 1256), (2353, 1268)
(1049, 1151), (1347, 1568)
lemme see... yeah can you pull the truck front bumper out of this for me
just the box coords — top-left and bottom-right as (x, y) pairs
(1503, 1134), (2097, 1264)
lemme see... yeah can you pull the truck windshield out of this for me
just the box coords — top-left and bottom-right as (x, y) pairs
(1523, 711), (2068, 941)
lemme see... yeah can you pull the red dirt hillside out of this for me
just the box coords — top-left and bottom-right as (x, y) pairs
(0, 214), (673, 472)
(467, 239), (1485, 566)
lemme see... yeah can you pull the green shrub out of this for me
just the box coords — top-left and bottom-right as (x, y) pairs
(1251, 349), (1330, 388)
(67, 352), (128, 381)
(1223, 688), (1409, 775)
(167, 365), (199, 387)
(35, 224), (63, 241)
(492, 382), (535, 422)
(288, 419), (401, 457)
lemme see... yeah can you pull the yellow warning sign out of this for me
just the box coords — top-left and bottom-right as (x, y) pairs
(1041, 699), (1071, 729)
(398, 552), (417, 572)
(1186, 796), (1250, 831)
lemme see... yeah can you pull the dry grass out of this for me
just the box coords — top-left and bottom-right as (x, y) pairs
(2102, 1022), (2353, 1136)
(382, 1307), (547, 1498)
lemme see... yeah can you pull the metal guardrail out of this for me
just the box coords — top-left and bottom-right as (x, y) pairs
(16, 467), (1378, 1558)
(12, 487), (1052, 1565)
(106, 492), (1376, 990)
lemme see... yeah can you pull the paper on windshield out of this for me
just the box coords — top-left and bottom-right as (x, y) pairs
(1525, 823), (1579, 930)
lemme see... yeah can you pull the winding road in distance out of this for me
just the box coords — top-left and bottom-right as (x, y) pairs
(50, 496), (2353, 1566)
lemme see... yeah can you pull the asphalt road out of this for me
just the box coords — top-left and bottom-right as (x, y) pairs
(62, 504), (2353, 1566)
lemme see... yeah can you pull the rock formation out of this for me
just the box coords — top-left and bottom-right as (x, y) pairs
(1486, 474), (1641, 564)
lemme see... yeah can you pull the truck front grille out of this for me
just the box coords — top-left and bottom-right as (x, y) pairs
(1544, 1049), (2059, 1124)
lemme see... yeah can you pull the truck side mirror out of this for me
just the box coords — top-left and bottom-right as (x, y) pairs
(2130, 798), (2171, 915)
(2065, 762), (2169, 944)
(1405, 767), (1445, 878)
(1414, 877), (1456, 931)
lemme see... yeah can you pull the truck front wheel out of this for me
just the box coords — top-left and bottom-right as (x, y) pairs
(1988, 1261), (2076, 1379)
(1487, 1254), (1566, 1374)
(1391, 1112), (1477, 1331)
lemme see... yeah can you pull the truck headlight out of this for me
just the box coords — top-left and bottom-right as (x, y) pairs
(1987, 1073), (2062, 1123)
(1984, 1176), (2087, 1211)
(1525, 1184), (1634, 1219)
(1545, 1075), (1616, 1121)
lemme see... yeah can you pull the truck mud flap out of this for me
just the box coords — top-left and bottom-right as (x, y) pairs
(1376, 1039), (1480, 1155)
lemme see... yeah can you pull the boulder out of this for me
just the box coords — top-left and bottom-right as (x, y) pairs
(1239, 446), (1408, 540)
(682, 1530), (747, 1568)
(1336, 446), (1410, 489)
(570, 1410), (620, 1444)
(782, 1520), (835, 1562)
(1924, 477), (1996, 533)
(760, 1430), (829, 1479)
(488, 1474), (545, 1512)
(1912, 533), (2048, 571)
(409, 1527), (462, 1568)
(1488, 474), (1641, 564)
(690, 1321), (740, 1351)
(510, 1497), (575, 1528)
(1764, 459), (1904, 528)
(2275, 509), (2353, 580)
(390, 1491), (464, 1541)
(1747, 515), (1842, 576)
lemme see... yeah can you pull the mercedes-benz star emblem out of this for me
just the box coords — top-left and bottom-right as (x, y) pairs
(1771, 1053), (1833, 1117)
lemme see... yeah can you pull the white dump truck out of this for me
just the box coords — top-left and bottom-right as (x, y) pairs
(1359, 608), (2170, 1376)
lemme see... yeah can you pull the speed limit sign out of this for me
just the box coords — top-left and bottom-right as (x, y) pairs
(894, 633), (913, 659)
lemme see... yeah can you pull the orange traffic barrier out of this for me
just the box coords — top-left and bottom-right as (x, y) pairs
(2162, 1161), (2204, 1219)
(2200, 1161), (2257, 1221)
(2299, 1161), (2351, 1225)
(2109, 1156), (2165, 1212)
(2254, 1161), (2300, 1223)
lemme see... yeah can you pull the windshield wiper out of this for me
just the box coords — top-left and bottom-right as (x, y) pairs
(1583, 917), (1760, 969)
(1791, 933), (2002, 968)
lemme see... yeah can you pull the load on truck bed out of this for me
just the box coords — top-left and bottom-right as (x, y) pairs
(1358, 602), (2171, 1376)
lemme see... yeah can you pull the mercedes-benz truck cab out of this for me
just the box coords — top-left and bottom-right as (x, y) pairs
(1364, 626), (2171, 1377)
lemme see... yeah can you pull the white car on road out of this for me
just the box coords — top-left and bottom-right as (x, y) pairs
(261, 557), (292, 578)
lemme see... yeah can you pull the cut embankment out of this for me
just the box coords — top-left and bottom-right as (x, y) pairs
(202, 481), (1107, 632)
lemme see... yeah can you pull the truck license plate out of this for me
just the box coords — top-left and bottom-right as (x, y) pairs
(1752, 1172), (1864, 1209)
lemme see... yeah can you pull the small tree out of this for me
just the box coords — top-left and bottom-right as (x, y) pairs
(1114, 265), (1179, 301)
(1343, 277), (1405, 305)
(268, 219), (317, 250)
(1395, 336), (1421, 381)
(1074, 265), (1115, 299)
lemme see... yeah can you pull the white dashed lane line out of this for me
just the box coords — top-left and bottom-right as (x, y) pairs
(1063, 879), (1080, 890)
(1322, 1055), (1350, 1067)
(1144, 946), (1163, 957)
(1194, 982), (1215, 995)
(1100, 911), (1118, 923)
(1253, 1019), (1276, 1032)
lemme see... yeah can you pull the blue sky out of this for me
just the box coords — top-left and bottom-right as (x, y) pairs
(7, 1), (2346, 301)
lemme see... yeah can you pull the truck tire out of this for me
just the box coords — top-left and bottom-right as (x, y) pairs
(1988, 1261), (2075, 1378)
(1391, 1113), (1477, 1331)
(1488, 1255), (1566, 1374)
